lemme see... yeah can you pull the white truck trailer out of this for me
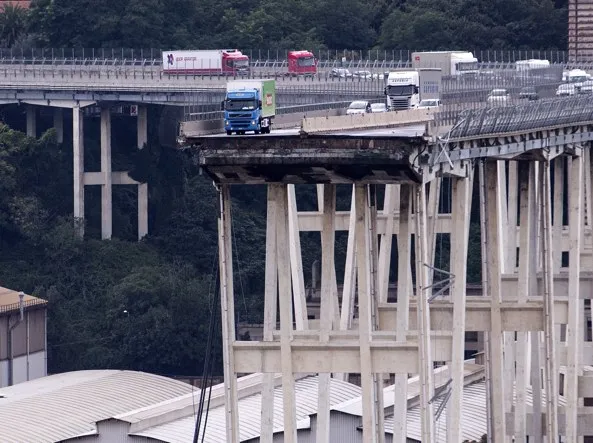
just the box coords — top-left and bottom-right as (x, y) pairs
(411, 51), (478, 77)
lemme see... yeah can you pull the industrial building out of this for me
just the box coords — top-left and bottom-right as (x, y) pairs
(0, 362), (488, 442)
(569, 0), (593, 61)
(0, 286), (47, 387)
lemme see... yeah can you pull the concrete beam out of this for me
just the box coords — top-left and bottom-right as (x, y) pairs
(21, 99), (97, 109)
(84, 171), (139, 186)
(233, 341), (420, 374)
(377, 300), (569, 332)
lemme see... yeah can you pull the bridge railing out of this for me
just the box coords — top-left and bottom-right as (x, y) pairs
(444, 95), (593, 139)
(0, 48), (592, 69)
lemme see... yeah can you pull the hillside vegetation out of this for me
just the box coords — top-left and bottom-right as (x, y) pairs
(0, 0), (569, 376)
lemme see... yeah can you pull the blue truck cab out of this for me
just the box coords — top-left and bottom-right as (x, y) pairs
(222, 79), (276, 135)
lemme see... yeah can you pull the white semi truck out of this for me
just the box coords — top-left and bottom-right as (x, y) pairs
(411, 51), (478, 77)
(384, 68), (442, 111)
(385, 71), (420, 110)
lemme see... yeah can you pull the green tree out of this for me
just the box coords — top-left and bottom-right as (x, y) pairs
(0, 4), (28, 47)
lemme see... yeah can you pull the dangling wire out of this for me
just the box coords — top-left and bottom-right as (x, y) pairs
(193, 243), (220, 443)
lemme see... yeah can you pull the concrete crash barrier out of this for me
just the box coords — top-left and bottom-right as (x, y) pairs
(300, 108), (435, 134)
(180, 107), (345, 137)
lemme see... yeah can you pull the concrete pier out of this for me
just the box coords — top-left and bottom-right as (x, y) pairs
(53, 108), (64, 143)
(137, 105), (148, 240)
(26, 105), (36, 137)
(73, 106), (85, 237)
(100, 107), (112, 240)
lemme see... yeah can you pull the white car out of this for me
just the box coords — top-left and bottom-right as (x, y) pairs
(486, 89), (510, 105)
(579, 81), (593, 94)
(346, 100), (371, 115)
(416, 99), (441, 109)
(556, 84), (576, 96)
(370, 103), (388, 113)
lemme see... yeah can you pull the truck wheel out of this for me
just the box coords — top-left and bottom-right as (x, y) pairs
(226, 130), (232, 135)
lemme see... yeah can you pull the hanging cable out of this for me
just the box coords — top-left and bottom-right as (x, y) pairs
(193, 244), (220, 443)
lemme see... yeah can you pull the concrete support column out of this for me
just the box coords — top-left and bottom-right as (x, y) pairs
(277, 185), (297, 443)
(540, 160), (559, 442)
(137, 105), (148, 240)
(515, 161), (537, 441)
(392, 184), (412, 443)
(553, 158), (564, 271)
(368, 186), (385, 443)
(26, 105), (36, 138)
(100, 107), (113, 240)
(354, 184), (378, 443)
(53, 108), (64, 143)
(218, 185), (240, 443)
(335, 187), (357, 383)
(287, 184), (308, 330)
(565, 153), (583, 442)
(260, 185), (279, 443)
(317, 184), (336, 443)
(377, 184), (398, 303)
(482, 160), (507, 442)
(447, 172), (473, 443)
(73, 106), (85, 238)
(340, 186), (357, 331)
(414, 183), (435, 443)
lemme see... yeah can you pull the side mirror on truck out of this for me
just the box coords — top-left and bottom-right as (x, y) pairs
(258, 100), (262, 109)
(220, 100), (225, 111)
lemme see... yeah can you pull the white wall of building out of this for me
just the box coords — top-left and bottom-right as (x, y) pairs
(0, 351), (46, 388)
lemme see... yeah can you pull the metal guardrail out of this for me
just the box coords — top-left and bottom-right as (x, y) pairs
(446, 95), (593, 139)
(185, 99), (385, 122)
(0, 48), (579, 65)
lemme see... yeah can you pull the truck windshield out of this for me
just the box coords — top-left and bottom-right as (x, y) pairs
(386, 85), (416, 96)
(230, 59), (249, 68)
(225, 99), (257, 111)
(297, 57), (315, 67)
(457, 61), (478, 72)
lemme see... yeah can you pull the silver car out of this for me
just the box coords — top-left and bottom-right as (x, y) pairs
(370, 103), (388, 113)
(486, 89), (510, 105)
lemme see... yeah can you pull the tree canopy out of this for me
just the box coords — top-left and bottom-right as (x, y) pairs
(0, 0), (569, 50)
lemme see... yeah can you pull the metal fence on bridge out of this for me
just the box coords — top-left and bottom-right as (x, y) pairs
(0, 47), (589, 69)
(444, 95), (593, 139)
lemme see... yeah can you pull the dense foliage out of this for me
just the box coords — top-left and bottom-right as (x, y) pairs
(0, 0), (568, 377)
(0, 0), (569, 51)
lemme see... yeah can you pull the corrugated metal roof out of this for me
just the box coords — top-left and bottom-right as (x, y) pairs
(386, 379), (569, 442)
(388, 380), (488, 443)
(0, 370), (193, 443)
(333, 362), (484, 417)
(0, 286), (47, 313)
(135, 375), (362, 443)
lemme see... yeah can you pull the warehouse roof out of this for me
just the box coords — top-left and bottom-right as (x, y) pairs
(0, 285), (47, 314)
(0, 370), (194, 443)
(133, 374), (362, 442)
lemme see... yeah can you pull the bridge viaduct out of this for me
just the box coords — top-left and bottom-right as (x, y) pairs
(0, 65), (381, 239)
(186, 96), (593, 442)
(3, 58), (593, 441)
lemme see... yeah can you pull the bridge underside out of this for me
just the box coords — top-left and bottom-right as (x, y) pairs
(192, 134), (426, 184)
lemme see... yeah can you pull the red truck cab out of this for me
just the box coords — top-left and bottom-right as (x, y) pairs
(287, 50), (317, 76)
(222, 49), (250, 75)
